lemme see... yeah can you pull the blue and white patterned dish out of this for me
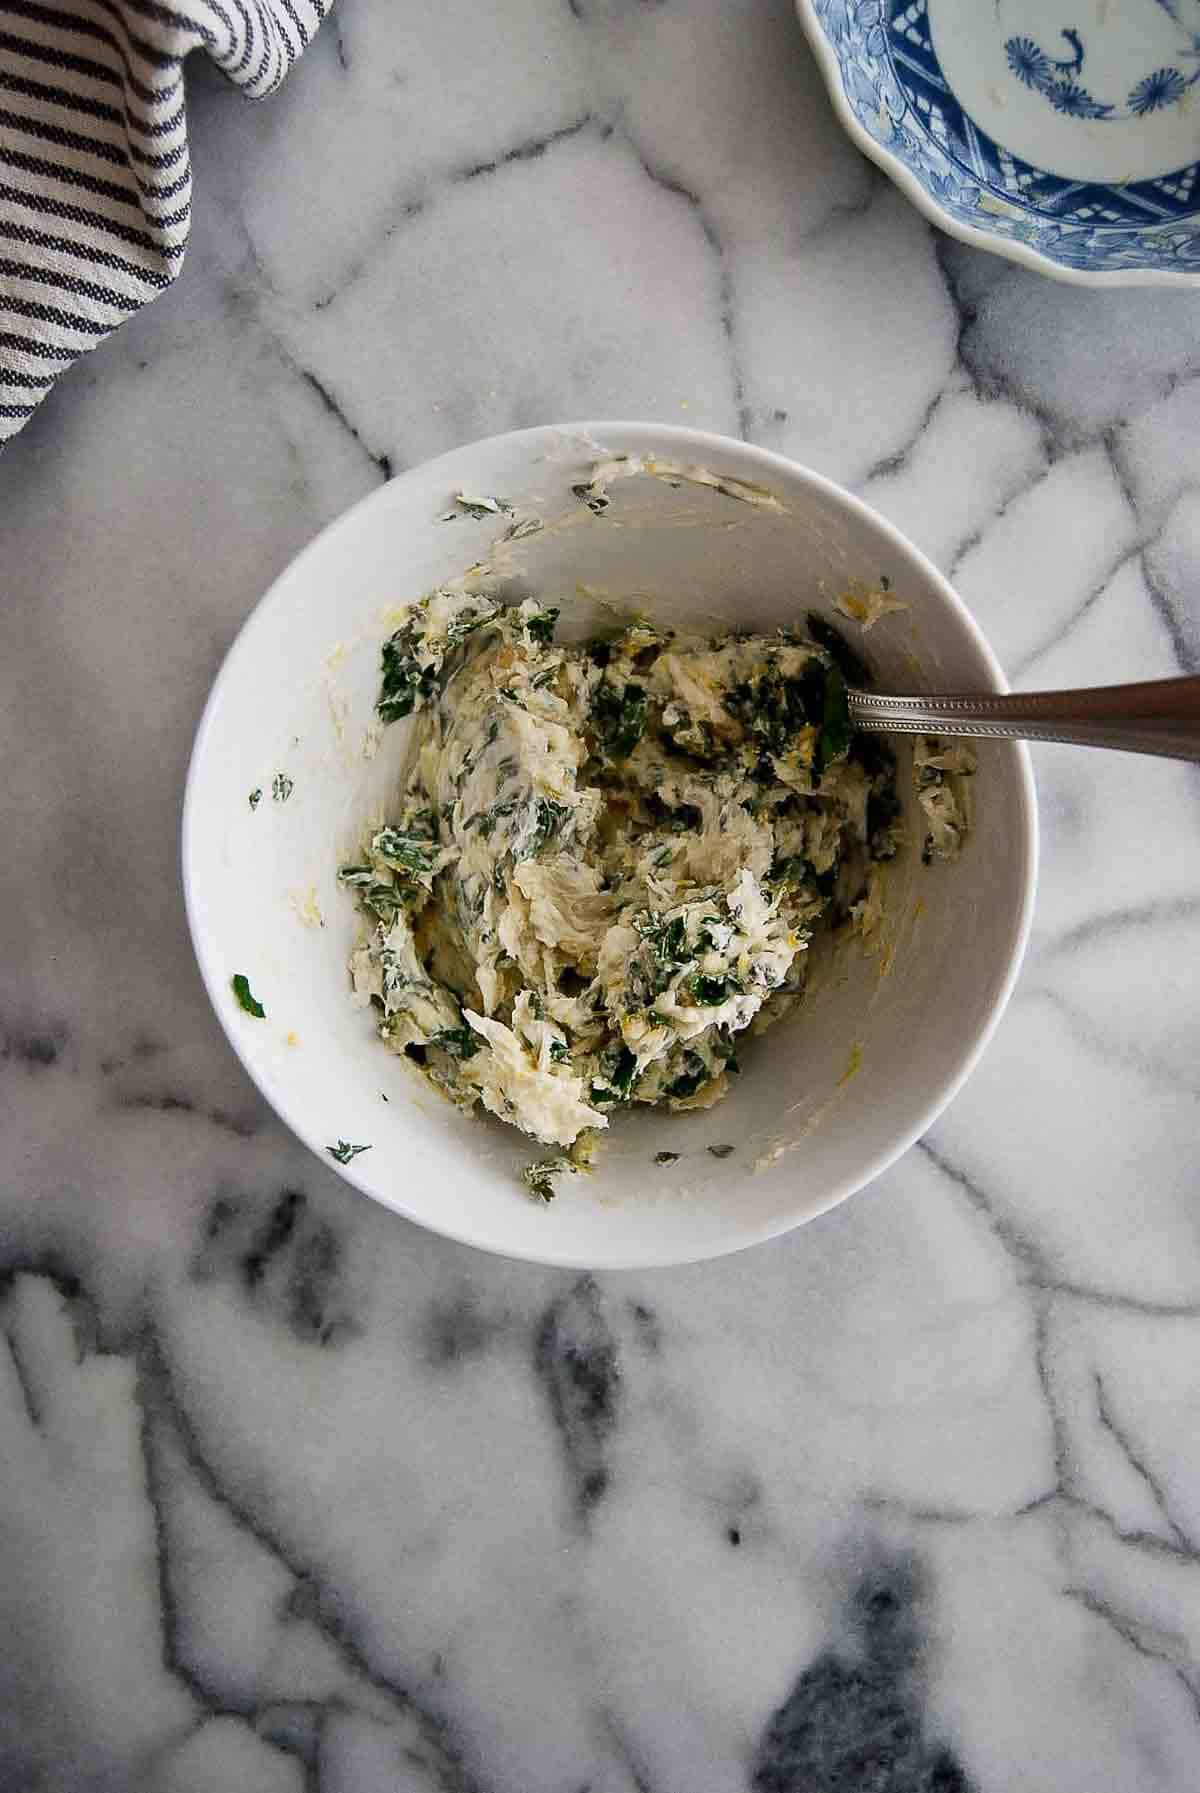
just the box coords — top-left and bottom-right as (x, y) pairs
(797, 0), (1200, 284)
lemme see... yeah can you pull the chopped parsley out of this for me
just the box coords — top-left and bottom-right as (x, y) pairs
(589, 1044), (638, 1107)
(654, 1151), (680, 1166)
(707, 1143), (735, 1159)
(271, 773), (294, 803)
(571, 482), (610, 515)
(815, 664), (851, 771)
(328, 1140), (371, 1164)
(640, 913), (689, 965)
(592, 679), (647, 760)
(691, 973), (738, 1006)
(524, 606), (559, 645)
(231, 974), (265, 1018)
(724, 655), (851, 774)
(433, 1026), (482, 1060)
(248, 788), (262, 811)
(664, 1052), (709, 1100)
(379, 629), (440, 723)
(361, 883), (406, 923)
(805, 612), (871, 689)
(527, 797), (570, 857)
(371, 828), (438, 877)
(627, 911), (696, 1004)
(377, 598), (494, 724)
(523, 1156), (572, 1203)
(475, 798), (516, 839)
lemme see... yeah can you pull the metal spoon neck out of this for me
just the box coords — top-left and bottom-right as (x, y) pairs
(847, 675), (1200, 763)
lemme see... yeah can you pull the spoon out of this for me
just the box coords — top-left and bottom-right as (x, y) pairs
(848, 675), (1200, 762)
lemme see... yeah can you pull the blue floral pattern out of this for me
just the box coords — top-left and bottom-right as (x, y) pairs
(806, 0), (1200, 279)
(1130, 66), (1192, 112)
(1004, 24), (1200, 120)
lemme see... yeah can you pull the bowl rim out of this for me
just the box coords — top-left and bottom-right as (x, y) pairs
(794, 0), (1200, 291)
(182, 420), (1039, 1269)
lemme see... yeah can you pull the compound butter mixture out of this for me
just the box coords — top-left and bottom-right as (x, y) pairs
(341, 588), (973, 1196)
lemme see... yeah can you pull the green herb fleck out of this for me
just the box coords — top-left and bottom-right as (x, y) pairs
(527, 797), (569, 857)
(728, 663), (822, 762)
(248, 788), (262, 811)
(571, 482), (610, 516)
(817, 664), (851, 770)
(664, 1052), (708, 1100)
(524, 606), (559, 645)
(661, 707), (715, 760)
(379, 628), (439, 722)
(592, 679), (647, 760)
(695, 914), (724, 953)
(433, 1026), (482, 1060)
(377, 600), (493, 724)
(231, 974), (265, 1018)
(363, 883), (405, 922)
(328, 1140), (371, 1164)
(549, 1040), (570, 1063)
(652, 915), (689, 964)
(692, 974), (737, 1006)
(523, 1156), (572, 1203)
(272, 773), (294, 803)
(654, 1151), (680, 1166)
(477, 798), (517, 840)
(628, 911), (696, 1005)
(371, 828), (438, 878)
(805, 612), (871, 688)
(589, 1044), (638, 1107)
(707, 1143), (735, 1159)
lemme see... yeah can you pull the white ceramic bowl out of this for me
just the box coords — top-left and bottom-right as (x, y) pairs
(183, 423), (1036, 1269)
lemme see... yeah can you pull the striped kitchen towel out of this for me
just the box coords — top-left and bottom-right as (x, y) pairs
(0, 0), (328, 446)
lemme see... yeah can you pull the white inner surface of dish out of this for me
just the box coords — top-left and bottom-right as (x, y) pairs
(930, 0), (1200, 184)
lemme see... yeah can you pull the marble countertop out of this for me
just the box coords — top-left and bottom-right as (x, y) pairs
(4, 1), (1200, 1787)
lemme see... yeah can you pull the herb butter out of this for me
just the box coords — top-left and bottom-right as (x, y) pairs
(341, 594), (971, 1190)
